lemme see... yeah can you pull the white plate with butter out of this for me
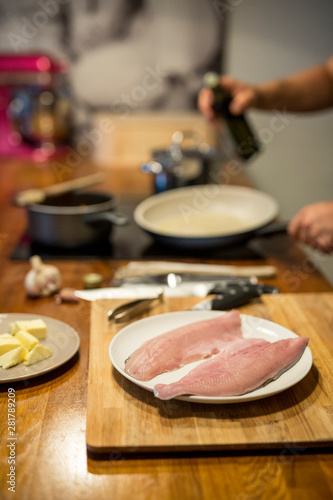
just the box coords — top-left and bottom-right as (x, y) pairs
(0, 313), (80, 383)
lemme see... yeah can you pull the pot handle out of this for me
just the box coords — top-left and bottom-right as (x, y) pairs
(84, 211), (129, 226)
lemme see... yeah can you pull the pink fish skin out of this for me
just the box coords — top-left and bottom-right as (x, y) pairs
(154, 337), (309, 400)
(124, 310), (243, 381)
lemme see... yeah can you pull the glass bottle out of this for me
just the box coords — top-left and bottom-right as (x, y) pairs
(204, 72), (260, 161)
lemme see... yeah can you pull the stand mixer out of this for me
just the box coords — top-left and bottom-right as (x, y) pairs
(0, 54), (72, 161)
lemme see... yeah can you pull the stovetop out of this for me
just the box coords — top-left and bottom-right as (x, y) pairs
(11, 196), (264, 261)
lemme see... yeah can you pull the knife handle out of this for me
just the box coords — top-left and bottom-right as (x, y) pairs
(211, 284), (261, 310)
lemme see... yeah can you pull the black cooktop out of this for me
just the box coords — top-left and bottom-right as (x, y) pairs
(11, 196), (264, 261)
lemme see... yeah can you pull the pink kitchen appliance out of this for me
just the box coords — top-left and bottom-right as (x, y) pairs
(0, 54), (72, 161)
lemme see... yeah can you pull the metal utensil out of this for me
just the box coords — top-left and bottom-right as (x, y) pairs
(108, 291), (164, 323)
(111, 273), (258, 288)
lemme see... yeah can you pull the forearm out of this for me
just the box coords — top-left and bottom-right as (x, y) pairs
(256, 58), (333, 112)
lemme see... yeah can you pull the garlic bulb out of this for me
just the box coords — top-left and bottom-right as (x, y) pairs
(25, 255), (62, 298)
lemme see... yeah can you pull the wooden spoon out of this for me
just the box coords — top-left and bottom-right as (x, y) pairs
(14, 172), (106, 206)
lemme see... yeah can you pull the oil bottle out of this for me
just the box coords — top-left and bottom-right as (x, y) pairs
(203, 72), (260, 161)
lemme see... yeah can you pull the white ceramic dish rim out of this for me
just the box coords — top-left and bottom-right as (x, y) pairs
(134, 185), (279, 239)
(109, 310), (312, 404)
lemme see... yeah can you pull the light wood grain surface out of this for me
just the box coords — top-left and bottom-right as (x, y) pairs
(86, 294), (333, 454)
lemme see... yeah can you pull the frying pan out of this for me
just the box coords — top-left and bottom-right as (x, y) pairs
(134, 185), (284, 249)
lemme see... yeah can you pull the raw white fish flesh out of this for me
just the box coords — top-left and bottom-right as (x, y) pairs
(124, 310), (242, 381)
(154, 337), (309, 400)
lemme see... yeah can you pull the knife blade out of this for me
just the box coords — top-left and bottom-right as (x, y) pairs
(111, 273), (258, 287)
(191, 283), (279, 311)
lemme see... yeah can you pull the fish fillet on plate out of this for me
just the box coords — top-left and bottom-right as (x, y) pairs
(154, 337), (309, 400)
(124, 310), (242, 381)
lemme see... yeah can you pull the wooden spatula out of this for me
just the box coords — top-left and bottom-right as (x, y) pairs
(14, 172), (106, 206)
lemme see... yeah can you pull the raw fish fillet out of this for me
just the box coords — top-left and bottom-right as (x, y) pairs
(154, 337), (309, 400)
(124, 310), (243, 381)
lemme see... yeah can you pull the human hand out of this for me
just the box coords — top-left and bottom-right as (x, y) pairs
(198, 75), (260, 124)
(288, 201), (333, 253)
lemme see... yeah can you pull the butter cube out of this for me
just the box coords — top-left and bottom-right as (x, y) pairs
(14, 330), (39, 351)
(0, 333), (13, 339)
(23, 344), (52, 366)
(0, 337), (22, 356)
(11, 319), (47, 339)
(0, 346), (29, 369)
(9, 322), (18, 334)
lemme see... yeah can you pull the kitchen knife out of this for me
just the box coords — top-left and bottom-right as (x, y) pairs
(191, 283), (279, 311)
(111, 273), (258, 287)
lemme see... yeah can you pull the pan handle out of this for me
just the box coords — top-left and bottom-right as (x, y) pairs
(84, 211), (129, 226)
(254, 221), (289, 237)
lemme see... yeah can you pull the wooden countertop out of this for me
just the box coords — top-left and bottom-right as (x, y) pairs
(0, 157), (332, 500)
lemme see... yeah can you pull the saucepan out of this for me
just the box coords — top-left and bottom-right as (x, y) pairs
(26, 191), (128, 248)
(141, 130), (229, 193)
(134, 185), (286, 249)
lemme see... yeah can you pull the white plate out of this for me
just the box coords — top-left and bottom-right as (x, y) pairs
(109, 311), (312, 404)
(0, 313), (80, 383)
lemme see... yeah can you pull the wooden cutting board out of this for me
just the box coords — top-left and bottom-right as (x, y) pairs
(86, 293), (333, 454)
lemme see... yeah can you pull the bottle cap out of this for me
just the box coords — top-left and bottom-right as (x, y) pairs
(203, 72), (220, 88)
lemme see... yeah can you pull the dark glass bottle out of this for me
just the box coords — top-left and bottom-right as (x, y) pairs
(204, 72), (260, 161)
